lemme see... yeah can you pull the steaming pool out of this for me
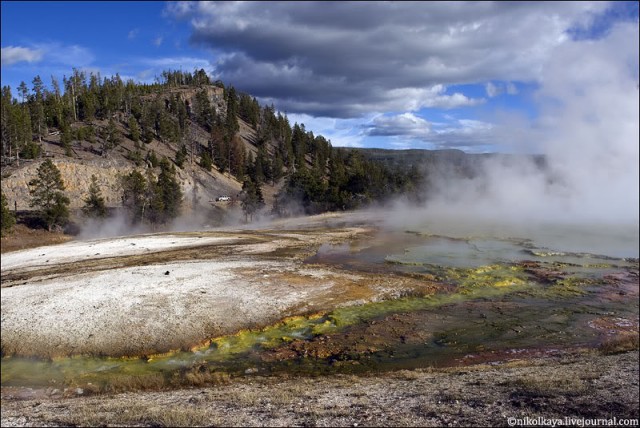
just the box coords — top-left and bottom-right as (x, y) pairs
(1, 218), (638, 392)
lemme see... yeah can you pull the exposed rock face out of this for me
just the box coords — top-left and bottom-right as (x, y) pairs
(145, 86), (226, 118)
(1, 157), (243, 213)
(1, 158), (133, 210)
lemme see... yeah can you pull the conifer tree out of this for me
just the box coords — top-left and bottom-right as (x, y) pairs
(129, 116), (141, 143)
(61, 125), (73, 156)
(121, 170), (147, 224)
(28, 159), (70, 231)
(1, 191), (16, 236)
(82, 174), (107, 218)
(225, 86), (239, 137)
(176, 94), (188, 131)
(271, 151), (284, 186)
(175, 144), (187, 168)
(200, 150), (213, 171)
(1, 86), (13, 159)
(103, 117), (121, 153)
(241, 177), (264, 222)
(147, 149), (158, 167)
(31, 75), (47, 141)
(194, 89), (213, 131)
(155, 157), (182, 223)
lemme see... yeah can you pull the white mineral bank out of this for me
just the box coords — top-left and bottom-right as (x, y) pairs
(0, 234), (235, 271)
(1, 259), (324, 356)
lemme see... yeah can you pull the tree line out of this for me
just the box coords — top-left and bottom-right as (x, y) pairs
(1, 67), (424, 232)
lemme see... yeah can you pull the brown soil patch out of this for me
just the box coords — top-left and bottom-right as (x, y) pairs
(1, 224), (72, 254)
(261, 313), (436, 364)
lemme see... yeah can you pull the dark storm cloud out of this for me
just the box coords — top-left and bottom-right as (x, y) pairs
(166, 1), (606, 118)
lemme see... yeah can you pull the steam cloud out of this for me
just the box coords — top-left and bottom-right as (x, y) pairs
(387, 23), (639, 256)
(77, 22), (638, 258)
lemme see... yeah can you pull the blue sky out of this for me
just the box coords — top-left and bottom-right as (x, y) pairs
(1, 1), (638, 153)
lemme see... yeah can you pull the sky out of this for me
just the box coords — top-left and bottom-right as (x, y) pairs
(1, 1), (638, 153)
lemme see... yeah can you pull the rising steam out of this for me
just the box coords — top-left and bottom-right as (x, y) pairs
(386, 22), (639, 256)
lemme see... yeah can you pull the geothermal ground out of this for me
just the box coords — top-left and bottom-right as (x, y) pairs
(1, 212), (638, 426)
(1, 213), (436, 360)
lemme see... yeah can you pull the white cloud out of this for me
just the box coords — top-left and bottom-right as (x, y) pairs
(1, 46), (44, 66)
(485, 81), (519, 98)
(143, 56), (211, 71)
(167, 1), (608, 118)
(457, 119), (494, 131)
(128, 29), (139, 40)
(428, 118), (496, 151)
(136, 69), (154, 81)
(55, 44), (95, 67)
(153, 36), (164, 47)
(366, 113), (431, 138)
(35, 43), (95, 67)
(425, 91), (485, 109)
(287, 113), (369, 148)
(2, 43), (94, 69)
(164, 1), (196, 19)
(359, 112), (500, 152)
(485, 82), (499, 97)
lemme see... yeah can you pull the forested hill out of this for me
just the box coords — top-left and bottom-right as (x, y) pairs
(341, 147), (547, 196)
(1, 68), (428, 231)
(341, 147), (546, 172)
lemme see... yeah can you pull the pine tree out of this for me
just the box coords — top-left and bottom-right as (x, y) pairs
(17, 81), (28, 104)
(230, 135), (245, 179)
(147, 150), (158, 168)
(241, 177), (264, 222)
(225, 86), (239, 137)
(82, 175), (107, 218)
(272, 151), (284, 186)
(253, 148), (266, 185)
(16, 101), (32, 163)
(200, 150), (213, 171)
(102, 117), (121, 154)
(155, 157), (183, 223)
(194, 89), (213, 131)
(48, 76), (64, 128)
(128, 116), (141, 143)
(1, 86), (13, 159)
(140, 105), (155, 143)
(1, 191), (16, 236)
(210, 125), (227, 172)
(145, 172), (164, 226)
(31, 75), (47, 142)
(175, 144), (187, 168)
(176, 94), (188, 132)
(28, 159), (70, 231)
(61, 125), (73, 156)
(120, 170), (147, 224)
(158, 110), (179, 143)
